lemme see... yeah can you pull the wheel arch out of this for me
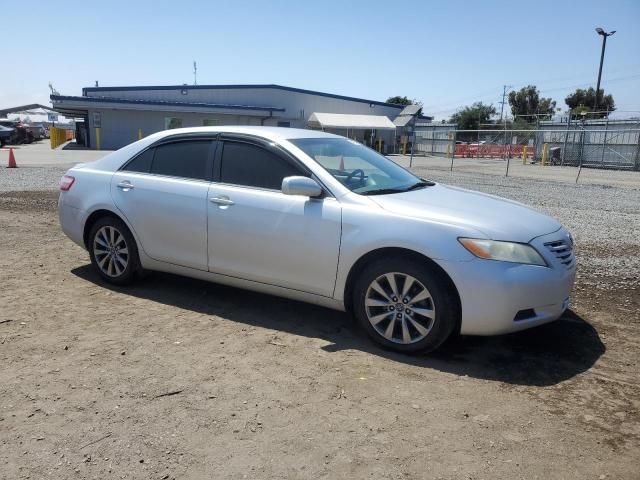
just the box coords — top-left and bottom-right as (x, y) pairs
(343, 247), (462, 332)
(83, 208), (128, 250)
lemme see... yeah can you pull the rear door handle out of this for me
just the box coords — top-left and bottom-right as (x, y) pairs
(209, 196), (234, 206)
(117, 181), (134, 191)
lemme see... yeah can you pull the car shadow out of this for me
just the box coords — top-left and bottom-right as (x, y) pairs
(72, 265), (605, 387)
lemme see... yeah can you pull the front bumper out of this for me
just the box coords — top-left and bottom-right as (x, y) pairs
(438, 230), (576, 336)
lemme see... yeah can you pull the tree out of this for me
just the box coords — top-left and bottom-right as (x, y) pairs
(565, 87), (615, 118)
(386, 96), (412, 105)
(508, 85), (556, 122)
(449, 102), (497, 130)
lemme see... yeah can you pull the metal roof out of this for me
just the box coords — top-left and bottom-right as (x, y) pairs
(50, 95), (284, 112)
(307, 112), (396, 130)
(398, 104), (421, 116)
(393, 116), (414, 127)
(0, 103), (59, 117)
(81, 84), (405, 109)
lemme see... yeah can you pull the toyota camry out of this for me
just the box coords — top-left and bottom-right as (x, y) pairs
(59, 127), (576, 353)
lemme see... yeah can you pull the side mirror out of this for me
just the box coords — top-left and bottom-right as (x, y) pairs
(281, 176), (323, 197)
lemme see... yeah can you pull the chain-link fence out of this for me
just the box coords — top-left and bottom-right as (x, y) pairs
(410, 122), (640, 171)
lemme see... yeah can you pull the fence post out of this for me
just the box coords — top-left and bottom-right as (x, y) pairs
(409, 131), (415, 167)
(576, 128), (586, 183)
(600, 112), (609, 167)
(561, 110), (571, 166)
(449, 131), (455, 172)
(634, 131), (640, 171)
(504, 124), (509, 176)
(431, 125), (435, 156)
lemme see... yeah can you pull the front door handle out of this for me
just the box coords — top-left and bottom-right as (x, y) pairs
(117, 180), (134, 191)
(209, 196), (234, 206)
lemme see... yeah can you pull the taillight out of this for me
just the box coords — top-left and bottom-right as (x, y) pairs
(60, 175), (75, 191)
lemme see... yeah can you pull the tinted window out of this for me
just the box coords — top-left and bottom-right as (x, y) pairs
(220, 142), (302, 190)
(123, 148), (154, 173)
(151, 141), (211, 180)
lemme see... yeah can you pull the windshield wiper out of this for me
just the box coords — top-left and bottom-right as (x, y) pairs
(360, 188), (406, 196)
(360, 181), (433, 196)
(406, 180), (433, 191)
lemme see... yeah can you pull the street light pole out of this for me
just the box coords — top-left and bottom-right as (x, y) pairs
(594, 28), (616, 112)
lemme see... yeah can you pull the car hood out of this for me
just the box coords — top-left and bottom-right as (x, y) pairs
(368, 183), (561, 243)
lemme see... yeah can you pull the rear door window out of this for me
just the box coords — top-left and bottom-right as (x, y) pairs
(150, 141), (211, 180)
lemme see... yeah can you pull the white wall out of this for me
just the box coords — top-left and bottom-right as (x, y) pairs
(84, 86), (403, 149)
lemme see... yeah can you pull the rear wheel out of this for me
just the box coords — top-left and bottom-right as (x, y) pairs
(353, 257), (458, 353)
(88, 216), (139, 285)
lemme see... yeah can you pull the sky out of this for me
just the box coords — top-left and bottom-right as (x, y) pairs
(2, 0), (639, 120)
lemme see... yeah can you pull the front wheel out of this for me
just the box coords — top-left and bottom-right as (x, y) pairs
(353, 257), (458, 353)
(88, 216), (140, 285)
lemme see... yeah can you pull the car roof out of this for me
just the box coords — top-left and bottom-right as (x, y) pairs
(152, 126), (343, 142)
(81, 126), (347, 174)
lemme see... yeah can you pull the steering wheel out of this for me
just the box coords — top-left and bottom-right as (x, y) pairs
(345, 168), (365, 186)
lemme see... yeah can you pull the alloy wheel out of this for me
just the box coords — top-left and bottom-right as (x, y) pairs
(93, 225), (129, 278)
(364, 272), (436, 344)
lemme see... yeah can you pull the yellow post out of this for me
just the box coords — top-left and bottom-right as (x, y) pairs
(376, 138), (382, 153)
(522, 146), (527, 164)
(541, 143), (549, 166)
(95, 128), (101, 150)
(138, 128), (143, 140)
(50, 127), (64, 149)
(446, 144), (451, 158)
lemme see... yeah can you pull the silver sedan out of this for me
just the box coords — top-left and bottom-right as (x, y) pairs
(59, 127), (576, 353)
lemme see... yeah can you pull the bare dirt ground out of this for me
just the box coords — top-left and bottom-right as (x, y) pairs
(1, 190), (639, 480)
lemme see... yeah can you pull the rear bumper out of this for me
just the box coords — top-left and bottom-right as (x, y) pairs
(437, 234), (576, 335)
(58, 194), (87, 250)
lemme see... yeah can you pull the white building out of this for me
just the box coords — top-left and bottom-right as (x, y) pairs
(50, 84), (430, 151)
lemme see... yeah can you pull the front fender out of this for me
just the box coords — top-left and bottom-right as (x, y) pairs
(333, 204), (483, 302)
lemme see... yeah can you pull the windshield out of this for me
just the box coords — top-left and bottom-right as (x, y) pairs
(290, 137), (431, 195)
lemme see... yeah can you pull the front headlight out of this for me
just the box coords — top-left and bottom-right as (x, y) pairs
(458, 238), (547, 266)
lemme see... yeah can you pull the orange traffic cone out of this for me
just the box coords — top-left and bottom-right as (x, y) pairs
(7, 148), (17, 168)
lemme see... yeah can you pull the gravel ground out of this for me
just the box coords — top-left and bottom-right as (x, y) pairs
(1, 163), (639, 478)
(0, 166), (69, 192)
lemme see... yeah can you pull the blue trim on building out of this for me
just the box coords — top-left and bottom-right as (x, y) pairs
(81, 84), (404, 109)
(50, 95), (285, 112)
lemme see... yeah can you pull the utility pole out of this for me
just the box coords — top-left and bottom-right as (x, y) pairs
(499, 85), (512, 124)
(594, 28), (615, 111)
(193, 61), (198, 85)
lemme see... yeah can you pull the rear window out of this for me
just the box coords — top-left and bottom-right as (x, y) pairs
(150, 141), (211, 180)
(123, 148), (154, 173)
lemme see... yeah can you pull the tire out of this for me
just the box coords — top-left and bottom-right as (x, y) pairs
(352, 257), (458, 354)
(88, 216), (140, 286)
